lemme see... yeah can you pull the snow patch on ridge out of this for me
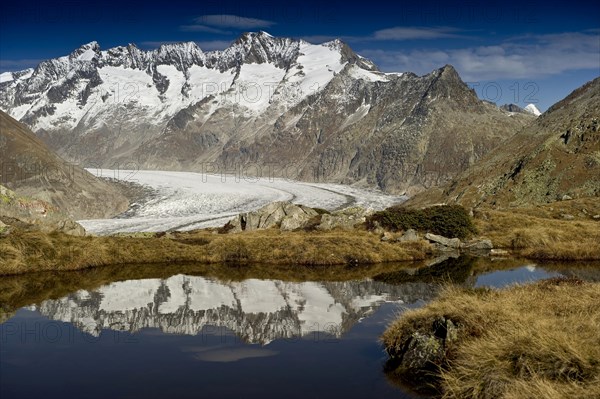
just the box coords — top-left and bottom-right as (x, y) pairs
(524, 103), (541, 116)
(347, 65), (388, 82)
(0, 72), (13, 84)
(284, 42), (346, 104)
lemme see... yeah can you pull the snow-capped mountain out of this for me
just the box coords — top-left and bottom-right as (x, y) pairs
(524, 103), (542, 116)
(0, 32), (370, 133)
(33, 275), (438, 343)
(0, 32), (533, 194)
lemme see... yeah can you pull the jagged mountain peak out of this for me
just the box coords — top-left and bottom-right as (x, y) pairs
(75, 41), (100, 51)
(222, 31), (301, 69)
(157, 41), (201, 52)
(434, 64), (461, 80)
(68, 41), (101, 62)
(153, 41), (205, 70)
(238, 30), (275, 40)
(331, 39), (378, 71)
(421, 63), (481, 108)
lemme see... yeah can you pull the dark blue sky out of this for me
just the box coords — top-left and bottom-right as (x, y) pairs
(1, 0), (598, 110)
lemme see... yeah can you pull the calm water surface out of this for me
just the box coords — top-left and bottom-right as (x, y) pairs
(1, 258), (596, 399)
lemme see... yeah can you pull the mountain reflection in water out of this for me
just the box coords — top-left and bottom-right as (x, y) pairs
(31, 275), (438, 344)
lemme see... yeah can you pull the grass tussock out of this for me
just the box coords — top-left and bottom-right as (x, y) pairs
(383, 279), (600, 399)
(0, 228), (431, 276)
(474, 201), (600, 260)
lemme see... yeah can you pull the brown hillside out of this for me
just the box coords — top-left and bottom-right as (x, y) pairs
(406, 77), (600, 208)
(0, 111), (128, 219)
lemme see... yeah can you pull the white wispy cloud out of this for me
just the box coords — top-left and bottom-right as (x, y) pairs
(194, 14), (275, 29)
(372, 26), (466, 40)
(360, 31), (600, 80)
(180, 14), (275, 34)
(299, 27), (466, 44)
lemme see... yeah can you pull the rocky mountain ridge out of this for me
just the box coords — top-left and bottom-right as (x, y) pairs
(406, 77), (600, 207)
(0, 32), (533, 194)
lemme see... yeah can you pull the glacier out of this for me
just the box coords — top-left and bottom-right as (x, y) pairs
(78, 170), (407, 235)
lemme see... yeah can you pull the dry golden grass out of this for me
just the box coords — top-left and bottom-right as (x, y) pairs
(473, 199), (600, 260)
(383, 279), (600, 399)
(0, 228), (431, 275)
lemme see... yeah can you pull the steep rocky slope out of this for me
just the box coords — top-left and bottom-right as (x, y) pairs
(0, 111), (128, 219)
(406, 77), (600, 207)
(0, 32), (533, 194)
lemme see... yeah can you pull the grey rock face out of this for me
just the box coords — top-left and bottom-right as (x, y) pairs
(386, 316), (460, 382)
(425, 233), (462, 248)
(500, 103), (525, 113)
(317, 207), (369, 231)
(49, 218), (86, 236)
(461, 239), (493, 251)
(398, 229), (420, 242)
(381, 231), (394, 242)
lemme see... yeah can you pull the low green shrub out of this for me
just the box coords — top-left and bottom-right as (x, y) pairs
(367, 205), (477, 239)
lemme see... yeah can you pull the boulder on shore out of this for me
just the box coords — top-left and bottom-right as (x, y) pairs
(424, 233), (461, 248)
(461, 239), (493, 251)
(398, 229), (420, 242)
(385, 316), (460, 382)
(317, 207), (370, 231)
(227, 202), (318, 232)
(0, 216), (86, 236)
(49, 219), (86, 236)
